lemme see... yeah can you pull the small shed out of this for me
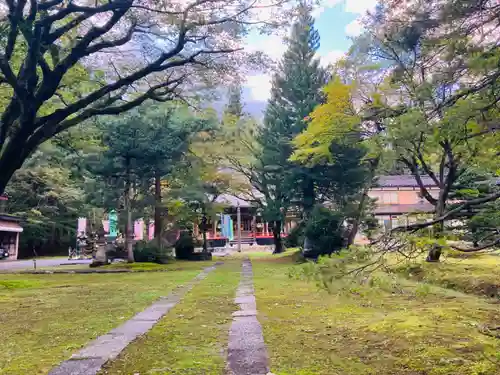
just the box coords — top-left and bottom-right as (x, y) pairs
(0, 214), (23, 260)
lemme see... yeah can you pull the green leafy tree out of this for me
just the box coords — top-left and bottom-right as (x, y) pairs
(257, 2), (327, 251)
(447, 168), (500, 249)
(5, 139), (94, 257)
(291, 77), (376, 245)
(89, 104), (212, 261)
(0, 0), (293, 194)
(330, 0), (500, 261)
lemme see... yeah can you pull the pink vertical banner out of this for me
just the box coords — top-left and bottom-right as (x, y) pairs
(102, 220), (110, 233)
(77, 217), (87, 234)
(148, 220), (155, 241)
(134, 219), (144, 240)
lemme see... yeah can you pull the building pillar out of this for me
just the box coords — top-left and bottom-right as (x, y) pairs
(237, 203), (241, 252)
(14, 232), (19, 260)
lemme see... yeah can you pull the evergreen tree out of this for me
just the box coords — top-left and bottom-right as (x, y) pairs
(89, 104), (212, 261)
(257, 2), (328, 252)
(225, 84), (245, 118)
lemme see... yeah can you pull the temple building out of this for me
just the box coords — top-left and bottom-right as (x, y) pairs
(369, 175), (437, 230)
(192, 194), (298, 246)
(0, 195), (23, 260)
(199, 175), (442, 246)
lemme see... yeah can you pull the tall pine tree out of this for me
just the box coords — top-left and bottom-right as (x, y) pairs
(258, 2), (328, 252)
(225, 83), (245, 118)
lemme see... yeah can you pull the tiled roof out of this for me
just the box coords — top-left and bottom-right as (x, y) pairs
(0, 221), (23, 233)
(215, 194), (254, 208)
(374, 203), (435, 215)
(0, 214), (22, 222)
(375, 175), (500, 188)
(374, 175), (437, 188)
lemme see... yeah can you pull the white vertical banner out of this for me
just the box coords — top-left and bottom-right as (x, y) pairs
(77, 217), (87, 234)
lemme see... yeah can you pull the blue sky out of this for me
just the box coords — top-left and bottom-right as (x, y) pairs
(241, 0), (376, 117)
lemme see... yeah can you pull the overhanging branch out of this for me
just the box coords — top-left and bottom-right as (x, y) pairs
(390, 190), (500, 233)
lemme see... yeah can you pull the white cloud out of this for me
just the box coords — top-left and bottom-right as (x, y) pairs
(344, 0), (378, 14)
(245, 34), (287, 62)
(345, 18), (364, 37)
(246, 74), (273, 101)
(245, 50), (346, 102)
(314, 0), (378, 17)
(243, 0), (377, 102)
(312, 0), (342, 18)
(320, 50), (346, 67)
(311, 6), (325, 19)
(323, 0), (344, 7)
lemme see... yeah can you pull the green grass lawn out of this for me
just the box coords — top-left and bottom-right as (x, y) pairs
(251, 252), (500, 375)
(0, 259), (222, 273)
(100, 260), (241, 375)
(2, 249), (498, 375)
(0, 261), (214, 375)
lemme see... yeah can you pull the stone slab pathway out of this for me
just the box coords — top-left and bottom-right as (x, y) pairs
(48, 262), (222, 375)
(227, 259), (270, 375)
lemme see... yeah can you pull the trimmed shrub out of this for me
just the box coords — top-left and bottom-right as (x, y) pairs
(133, 241), (173, 264)
(284, 222), (305, 248)
(303, 206), (346, 258)
(175, 231), (195, 260)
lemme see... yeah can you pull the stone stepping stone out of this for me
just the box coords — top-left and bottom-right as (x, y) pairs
(48, 263), (222, 375)
(227, 259), (270, 375)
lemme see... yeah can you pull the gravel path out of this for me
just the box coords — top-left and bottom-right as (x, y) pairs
(0, 258), (91, 271)
(227, 258), (270, 375)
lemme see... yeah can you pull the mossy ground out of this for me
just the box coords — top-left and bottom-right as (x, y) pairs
(100, 260), (241, 375)
(103, 260), (217, 271)
(1, 250), (498, 375)
(251, 250), (500, 375)
(0, 261), (212, 375)
(393, 251), (500, 299)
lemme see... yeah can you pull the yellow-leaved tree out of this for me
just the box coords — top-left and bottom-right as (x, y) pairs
(290, 77), (360, 165)
(291, 75), (381, 246)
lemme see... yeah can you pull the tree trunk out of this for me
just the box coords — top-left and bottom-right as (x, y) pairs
(347, 190), (367, 247)
(154, 169), (162, 248)
(124, 157), (134, 263)
(348, 158), (379, 247)
(301, 175), (315, 251)
(202, 230), (208, 252)
(426, 243), (442, 262)
(426, 193), (446, 262)
(272, 220), (283, 254)
(302, 176), (315, 214)
(0, 147), (25, 195)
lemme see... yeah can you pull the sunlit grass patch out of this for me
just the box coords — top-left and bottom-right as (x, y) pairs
(253, 257), (500, 375)
(0, 265), (207, 375)
(100, 260), (241, 375)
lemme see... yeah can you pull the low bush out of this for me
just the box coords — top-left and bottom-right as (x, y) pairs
(133, 241), (173, 264)
(106, 244), (127, 260)
(288, 246), (376, 293)
(175, 231), (196, 260)
(284, 222), (304, 248)
(303, 206), (346, 258)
